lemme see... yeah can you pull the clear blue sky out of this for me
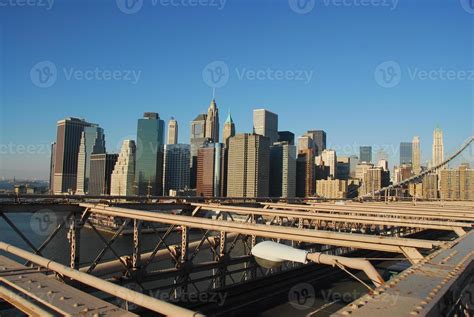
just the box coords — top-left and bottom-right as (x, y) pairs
(0, 0), (473, 179)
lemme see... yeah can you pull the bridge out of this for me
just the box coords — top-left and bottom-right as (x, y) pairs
(0, 139), (473, 316)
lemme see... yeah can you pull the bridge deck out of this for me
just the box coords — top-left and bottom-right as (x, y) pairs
(0, 256), (136, 316)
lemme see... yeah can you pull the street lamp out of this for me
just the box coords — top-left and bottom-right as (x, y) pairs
(251, 241), (384, 288)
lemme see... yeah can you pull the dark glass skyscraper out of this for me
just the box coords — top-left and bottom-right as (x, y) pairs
(400, 142), (413, 165)
(360, 146), (372, 163)
(135, 112), (165, 196)
(306, 130), (326, 156)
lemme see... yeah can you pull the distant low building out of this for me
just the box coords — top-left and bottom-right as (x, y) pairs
(440, 164), (473, 200)
(316, 179), (347, 199)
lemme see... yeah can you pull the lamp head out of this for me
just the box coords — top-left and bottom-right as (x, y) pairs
(251, 241), (308, 269)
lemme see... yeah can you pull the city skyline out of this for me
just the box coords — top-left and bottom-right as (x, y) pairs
(1, 0), (473, 179)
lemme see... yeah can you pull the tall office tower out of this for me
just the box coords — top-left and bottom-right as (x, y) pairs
(253, 109), (278, 144)
(205, 99), (219, 142)
(278, 131), (295, 145)
(349, 155), (359, 178)
(227, 134), (270, 197)
(296, 148), (315, 197)
(269, 142), (297, 198)
(110, 140), (136, 196)
(321, 149), (337, 179)
(76, 126), (106, 195)
(400, 142), (413, 165)
(89, 153), (118, 196)
(196, 143), (226, 197)
(53, 117), (94, 194)
(163, 144), (191, 196)
(306, 130), (326, 156)
(336, 156), (350, 180)
(167, 118), (178, 145)
(440, 164), (473, 200)
(316, 179), (348, 199)
(49, 142), (56, 193)
(412, 136), (421, 175)
(222, 112), (235, 148)
(359, 146), (372, 163)
(190, 113), (209, 188)
(432, 127), (444, 169)
(135, 112), (165, 196)
(378, 159), (389, 171)
(298, 135), (313, 152)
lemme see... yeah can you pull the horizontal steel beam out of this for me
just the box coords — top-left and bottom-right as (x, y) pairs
(191, 203), (471, 235)
(80, 204), (442, 255)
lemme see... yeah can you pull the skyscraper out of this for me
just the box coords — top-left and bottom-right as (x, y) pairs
(49, 142), (56, 194)
(53, 117), (94, 194)
(196, 143), (226, 197)
(306, 130), (326, 156)
(297, 135), (313, 152)
(227, 134), (270, 197)
(190, 113), (210, 189)
(135, 112), (165, 196)
(432, 127), (444, 169)
(76, 126), (106, 195)
(163, 144), (191, 195)
(296, 148), (315, 197)
(278, 131), (295, 145)
(400, 142), (412, 165)
(205, 99), (219, 142)
(269, 142), (296, 198)
(360, 146), (372, 163)
(110, 140), (136, 196)
(321, 149), (337, 179)
(167, 117), (178, 145)
(89, 153), (118, 196)
(222, 112), (235, 148)
(412, 136), (421, 174)
(253, 109), (278, 144)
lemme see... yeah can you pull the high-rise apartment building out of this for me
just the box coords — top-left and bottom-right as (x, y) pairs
(53, 117), (95, 194)
(422, 173), (438, 199)
(269, 142), (296, 198)
(336, 156), (350, 180)
(298, 135), (313, 152)
(205, 99), (219, 142)
(110, 140), (136, 196)
(306, 130), (326, 156)
(76, 126), (106, 195)
(163, 144), (191, 196)
(316, 179), (347, 199)
(439, 164), (473, 200)
(227, 134), (270, 197)
(400, 142), (412, 165)
(432, 127), (444, 169)
(253, 109), (278, 144)
(360, 146), (372, 163)
(296, 148), (315, 197)
(412, 136), (421, 174)
(196, 143), (226, 197)
(89, 153), (118, 196)
(135, 112), (165, 196)
(167, 118), (178, 145)
(222, 112), (235, 148)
